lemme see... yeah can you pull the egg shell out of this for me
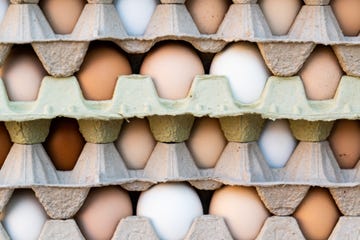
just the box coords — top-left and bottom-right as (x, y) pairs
(187, 117), (227, 168)
(186, 0), (231, 34)
(329, 120), (360, 169)
(299, 46), (343, 100)
(140, 42), (204, 100)
(43, 118), (85, 171)
(0, 122), (12, 168)
(209, 186), (270, 239)
(76, 43), (132, 101)
(259, 0), (302, 35)
(293, 188), (340, 240)
(3, 190), (48, 240)
(1, 46), (46, 101)
(137, 183), (203, 240)
(0, 0), (8, 24)
(258, 119), (297, 168)
(39, 0), (86, 34)
(76, 187), (133, 240)
(331, 0), (360, 36)
(114, 0), (159, 36)
(210, 42), (270, 104)
(115, 118), (156, 170)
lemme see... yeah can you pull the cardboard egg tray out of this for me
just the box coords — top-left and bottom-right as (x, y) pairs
(0, 0), (360, 239)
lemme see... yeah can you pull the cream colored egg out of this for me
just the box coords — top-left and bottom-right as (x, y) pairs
(187, 117), (227, 168)
(209, 186), (270, 239)
(259, 0), (302, 35)
(76, 187), (133, 240)
(331, 0), (360, 36)
(329, 120), (360, 169)
(300, 46), (343, 100)
(3, 190), (48, 240)
(76, 43), (132, 100)
(186, 0), (231, 34)
(115, 118), (156, 169)
(40, 0), (86, 34)
(140, 42), (204, 100)
(1, 47), (46, 101)
(210, 42), (270, 104)
(294, 188), (340, 240)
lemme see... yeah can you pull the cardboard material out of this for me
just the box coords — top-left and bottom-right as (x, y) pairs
(289, 120), (334, 142)
(78, 119), (123, 144)
(328, 217), (360, 239)
(256, 216), (305, 240)
(5, 120), (51, 144)
(38, 220), (85, 240)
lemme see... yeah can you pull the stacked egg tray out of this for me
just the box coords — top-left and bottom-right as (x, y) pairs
(0, 0), (360, 239)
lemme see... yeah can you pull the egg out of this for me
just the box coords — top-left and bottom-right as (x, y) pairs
(43, 118), (85, 171)
(39, 0), (86, 34)
(210, 42), (270, 104)
(76, 43), (132, 100)
(114, 0), (159, 36)
(1, 46), (46, 101)
(293, 188), (340, 240)
(259, 0), (302, 36)
(187, 117), (227, 168)
(0, 122), (12, 168)
(0, 0), (9, 24)
(115, 118), (156, 170)
(331, 0), (360, 36)
(3, 190), (48, 240)
(329, 120), (360, 169)
(76, 186), (132, 240)
(186, 0), (231, 34)
(137, 183), (203, 240)
(209, 186), (270, 239)
(258, 120), (297, 168)
(299, 46), (343, 100)
(140, 42), (204, 100)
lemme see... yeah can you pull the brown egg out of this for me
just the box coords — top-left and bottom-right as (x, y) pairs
(186, 0), (231, 34)
(40, 0), (86, 34)
(140, 42), (205, 100)
(329, 120), (360, 169)
(331, 0), (360, 36)
(76, 44), (132, 100)
(1, 46), (46, 101)
(293, 188), (340, 240)
(299, 46), (343, 100)
(76, 186), (133, 240)
(209, 186), (270, 239)
(115, 118), (156, 169)
(0, 122), (12, 168)
(259, 0), (302, 35)
(187, 117), (227, 168)
(44, 118), (85, 171)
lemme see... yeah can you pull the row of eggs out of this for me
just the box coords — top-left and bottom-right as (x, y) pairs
(0, 41), (344, 103)
(0, 0), (360, 36)
(3, 183), (340, 240)
(0, 117), (358, 171)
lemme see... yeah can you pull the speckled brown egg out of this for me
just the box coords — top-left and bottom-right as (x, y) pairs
(329, 120), (360, 169)
(331, 0), (360, 36)
(293, 188), (340, 240)
(299, 46), (343, 100)
(186, 0), (231, 34)
(44, 118), (85, 171)
(140, 42), (204, 100)
(76, 43), (132, 101)
(40, 0), (86, 34)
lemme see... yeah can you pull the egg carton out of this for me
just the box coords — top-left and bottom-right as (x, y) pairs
(0, 0), (360, 77)
(0, 75), (360, 124)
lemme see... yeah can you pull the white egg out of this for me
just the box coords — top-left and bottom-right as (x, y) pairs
(210, 42), (270, 104)
(137, 183), (203, 240)
(0, 0), (8, 24)
(114, 0), (159, 36)
(3, 190), (48, 240)
(258, 120), (297, 168)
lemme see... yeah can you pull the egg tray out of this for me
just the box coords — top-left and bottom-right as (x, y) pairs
(1, 0), (360, 77)
(1, 75), (360, 124)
